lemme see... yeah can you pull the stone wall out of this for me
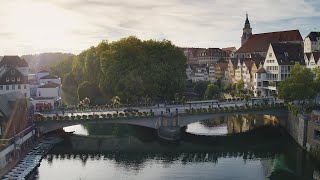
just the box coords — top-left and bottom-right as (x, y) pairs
(285, 113), (308, 148)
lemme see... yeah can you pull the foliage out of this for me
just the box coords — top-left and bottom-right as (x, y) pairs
(278, 64), (316, 103)
(204, 83), (220, 99)
(236, 79), (244, 93)
(77, 81), (100, 103)
(193, 81), (210, 99)
(223, 83), (233, 92)
(52, 37), (186, 105)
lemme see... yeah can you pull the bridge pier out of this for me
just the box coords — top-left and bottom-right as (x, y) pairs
(156, 111), (181, 142)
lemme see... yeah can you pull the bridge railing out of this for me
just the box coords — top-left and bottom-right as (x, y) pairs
(184, 103), (286, 115)
(34, 103), (287, 123)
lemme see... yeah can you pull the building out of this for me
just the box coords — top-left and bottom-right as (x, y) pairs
(181, 48), (229, 65)
(30, 70), (62, 112)
(241, 13), (252, 46)
(0, 92), (33, 139)
(254, 42), (304, 97)
(222, 47), (237, 58)
(227, 58), (238, 84)
(0, 56), (30, 97)
(208, 62), (228, 84)
(304, 32), (320, 53)
(186, 64), (208, 82)
(305, 52), (320, 70)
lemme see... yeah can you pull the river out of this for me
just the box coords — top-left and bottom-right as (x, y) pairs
(30, 114), (319, 180)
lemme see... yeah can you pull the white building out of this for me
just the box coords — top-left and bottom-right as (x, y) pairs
(0, 56), (30, 97)
(254, 42), (304, 97)
(305, 52), (320, 70)
(304, 32), (320, 53)
(30, 71), (62, 112)
(186, 65), (208, 82)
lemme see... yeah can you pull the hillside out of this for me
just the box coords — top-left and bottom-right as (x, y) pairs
(21, 53), (74, 73)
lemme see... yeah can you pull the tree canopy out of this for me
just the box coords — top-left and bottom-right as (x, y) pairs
(278, 64), (317, 103)
(51, 36), (187, 105)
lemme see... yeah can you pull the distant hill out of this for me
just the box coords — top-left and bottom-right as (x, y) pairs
(20, 53), (74, 73)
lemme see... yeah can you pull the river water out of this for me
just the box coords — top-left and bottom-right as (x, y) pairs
(30, 115), (319, 180)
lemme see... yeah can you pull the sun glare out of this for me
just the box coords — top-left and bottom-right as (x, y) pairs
(7, 2), (83, 52)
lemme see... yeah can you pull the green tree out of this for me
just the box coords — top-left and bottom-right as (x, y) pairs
(204, 83), (220, 99)
(278, 64), (316, 103)
(223, 83), (232, 92)
(236, 79), (244, 94)
(77, 81), (100, 103)
(193, 81), (210, 99)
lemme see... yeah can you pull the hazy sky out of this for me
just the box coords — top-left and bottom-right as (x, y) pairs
(1, 0), (320, 55)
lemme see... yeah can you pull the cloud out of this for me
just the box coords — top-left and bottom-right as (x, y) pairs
(0, 0), (320, 55)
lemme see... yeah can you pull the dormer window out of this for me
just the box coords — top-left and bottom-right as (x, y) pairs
(17, 77), (20, 82)
(11, 70), (15, 75)
(284, 52), (289, 57)
(6, 77), (9, 82)
(11, 77), (15, 82)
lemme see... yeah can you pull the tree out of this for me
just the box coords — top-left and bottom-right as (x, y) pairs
(193, 81), (210, 99)
(223, 83), (232, 93)
(77, 81), (100, 103)
(204, 83), (220, 100)
(111, 96), (121, 108)
(236, 79), (244, 94)
(278, 64), (316, 103)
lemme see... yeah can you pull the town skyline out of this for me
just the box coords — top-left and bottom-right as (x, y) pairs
(1, 0), (320, 55)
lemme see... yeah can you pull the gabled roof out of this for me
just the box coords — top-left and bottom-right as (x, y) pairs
(305, 53), (312, 61)
(313, 52), (320, 64)
(40, 74), (59, 79)
(256, 68), (267, 73)
(0, 56), (29, 67)
(236, 30), (302, 54)
(271, 42), (304, 65)
(306, 32), (320, 41)
(0, 66), (29, 85)
(228, 58), (238, 69)
(38, 82), (60, 88)
(215, 62), (228, 71)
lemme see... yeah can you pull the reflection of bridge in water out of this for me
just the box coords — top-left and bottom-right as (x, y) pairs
(43, 127), (313, 179)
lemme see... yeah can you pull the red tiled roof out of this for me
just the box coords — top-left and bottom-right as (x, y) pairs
(236, 30), (302, 54)
(256, 68), (267, 73)
(215, 62), (228, 70)
(0, 56), (29, 67)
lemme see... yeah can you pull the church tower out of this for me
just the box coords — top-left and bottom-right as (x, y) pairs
(241, 13), (252, 46)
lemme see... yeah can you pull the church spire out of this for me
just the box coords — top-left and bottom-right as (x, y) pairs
(241, 12), (252, 46)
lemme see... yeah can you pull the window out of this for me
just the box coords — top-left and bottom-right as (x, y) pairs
(6, 85), (9, 90)
(258, 73), (261, 79)
(284, 52), (289, 56)
(258, 82), (261, 87)
(11, 70), (15, 75)
(18, 85), (21, 89)
(0, 86), (2, 90)
(12, 85), (15, 90)
(269, 53), (272, 57)
(24, 85), (27, 89)
(11, 77), (15, 82)
(6, 77), (9, 82)
(17, 77), (20, 82)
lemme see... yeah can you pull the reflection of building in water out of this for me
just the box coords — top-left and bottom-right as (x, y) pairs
(227, 115), (279, 134)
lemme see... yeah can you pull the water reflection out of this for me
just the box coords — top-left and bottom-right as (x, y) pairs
(32, 115), (317, 180)
(186, 114), (279, 136)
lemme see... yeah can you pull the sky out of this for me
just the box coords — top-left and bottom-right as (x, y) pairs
(1, 0), (320, 55)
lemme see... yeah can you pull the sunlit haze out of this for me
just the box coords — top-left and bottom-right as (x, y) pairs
(1, 0), (320, 55)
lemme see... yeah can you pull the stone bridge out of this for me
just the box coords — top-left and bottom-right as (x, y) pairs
(35, 109), (288, 134)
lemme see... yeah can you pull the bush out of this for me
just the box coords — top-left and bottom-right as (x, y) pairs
(53, 116), (57, 120)
(113, 114), (118, 118)
(101, 114), (107, 118)
(119, 113), (124, 117)
(76, 115), (81, 120)
(64, 116), (69, 120)
(94, 114), (99, 119)
(143, 112), (148, 116)
(138, 112), (143, 116)
(82, 115), (88, 120)
(107, 114), (112, 118)
(46, 116), (52, 121)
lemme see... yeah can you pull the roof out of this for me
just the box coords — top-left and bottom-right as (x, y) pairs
(215, 62), (228, 70)
(271, 42), (304, 65)
(222, 47), (237, 52)
(38, 82), (60, 88)
(256, 68), (267, 73)
(228, 58), (238, 69)
(306, 32), (320, 41)
(0, 92), (29, 117)
(40, 74), (59, 79)
(305, 52), (320, 64)
(236, 30), (303, 54)
(0, 56), (29, 67)
(0, 66), (29, 85)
